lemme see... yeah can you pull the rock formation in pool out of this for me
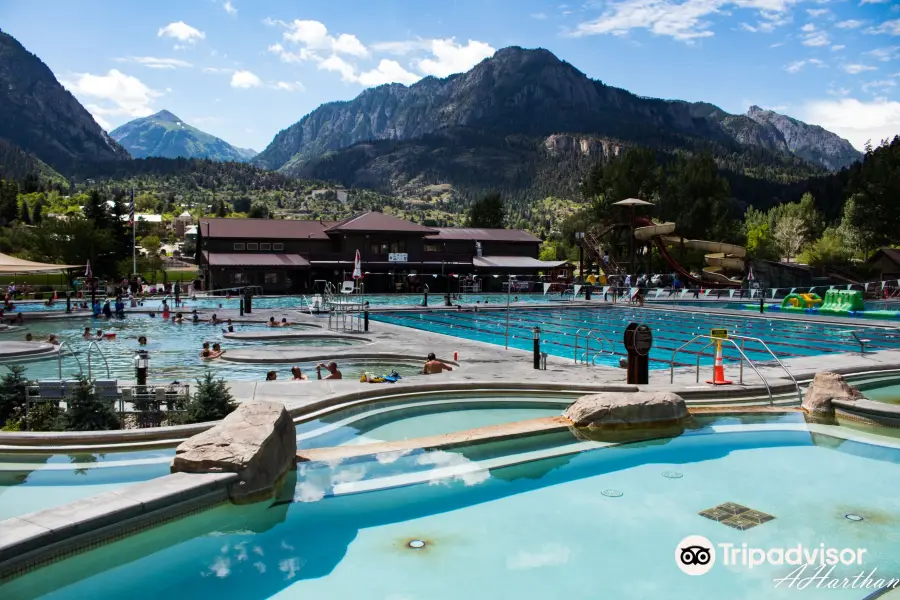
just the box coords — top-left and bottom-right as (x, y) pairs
(564, 391), (688, 442)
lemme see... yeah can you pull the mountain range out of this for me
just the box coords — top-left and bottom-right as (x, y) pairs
(253, 46), (861, 185)
(110, 110), (257, 162)
(0, 29), (128, 175)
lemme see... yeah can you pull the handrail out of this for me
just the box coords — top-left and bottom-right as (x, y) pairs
(86, 340), (111, 379)
(574, 328), (614, 365)
(731, 334), (803, 403)
(668, 334), (773, 405)
(56, 341), (83, 379)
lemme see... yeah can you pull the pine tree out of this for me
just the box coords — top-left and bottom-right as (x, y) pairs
(18, 199), (31, 225)
(63, 376), (120, 431)
(0, 365), (30, 427)
(186, 372), (236, 423)
(31, 199), (43, 224)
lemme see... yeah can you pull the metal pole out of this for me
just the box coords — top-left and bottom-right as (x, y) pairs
(131, 188), (137, 276)
(630, 206), (635, 276)
(505, 274), (511, 350)
(533, 327), (541, 369)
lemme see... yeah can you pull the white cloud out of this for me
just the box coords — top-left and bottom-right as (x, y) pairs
(116, 56), (192, 69)
(836, 19), (863, 29)
(784, 58), (824, 73)
(280, 19), (368, 57)
(801, 97), (900, 150)
(223, 1), (237, 15)
(157, 21), (206, 43)
(267, 43), (315, 63)
(357, 59), (420, 86)
(202, 66), (232, 74)
(865, 20), (900, 36)
(832, 44), (845, 51)
(802, 29), (830, 46)
(801, 23), (816, 32)
(230, 70), (261, 88)
(273, 81), (306, 92)
(60, 69), (161, 129)
(862, 79), (897, 94)
(416, 38), (496, 77)
(806, 8), (829, 17)
(843, 63), (877, 74)
(370, 40), (433, 55)
(318, 55), (357, 82)
(531, 12), (549, 19)
(860, 0), (889, 4)
(570, 0), (799, 42)
(866, 46), (900, 61)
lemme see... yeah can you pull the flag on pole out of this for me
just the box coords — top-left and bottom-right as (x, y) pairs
(352, 249), (362, 279)
(84, 259), (92, 279)
(128, 189), (135, 226)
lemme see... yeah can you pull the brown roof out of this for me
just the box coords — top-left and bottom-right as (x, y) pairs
(326, 212), (438, 234)
(427, 228), (540, 243)
(202, 252), (310, 267)
(869, 248), (900, 266)
(199, 218), (331, 240)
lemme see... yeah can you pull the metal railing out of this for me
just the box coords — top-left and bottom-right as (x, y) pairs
(56, 341), (83, 379)
(574, 328), (614, 365)
(86, 340), (110, 379)
(668, 334), (803, 405)
(844, 330), (871, 354)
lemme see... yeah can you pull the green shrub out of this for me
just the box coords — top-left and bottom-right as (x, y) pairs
(25, 401), (64, 431)
(0, 365), (30, 427)
(63, 376), (120, 431)
(184, 372), (236, 423)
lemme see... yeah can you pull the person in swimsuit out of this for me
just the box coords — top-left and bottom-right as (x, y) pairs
(423, 352), (453, 374)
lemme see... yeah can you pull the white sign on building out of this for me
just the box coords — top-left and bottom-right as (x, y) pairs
(388, 253), (408, 263)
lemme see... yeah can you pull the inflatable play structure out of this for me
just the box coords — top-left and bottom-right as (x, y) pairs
(766, 289), (900, 319)
(633, 219), (745, 288)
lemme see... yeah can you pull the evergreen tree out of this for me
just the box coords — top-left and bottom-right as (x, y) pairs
(31, 198), (43, 224)
(467, 193), (505, 228)
(0, 180), (19, 225)
(185, 372), (236, 423)
(0, 365), (30, 427)
(248, 203), (270, 219)
(82, 189), (112, 229)
(216, 199), (227, 217)
(63, 376), (120, 431)
(18, 199), (30, 225)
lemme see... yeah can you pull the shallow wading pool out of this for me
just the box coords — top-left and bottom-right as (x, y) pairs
(7, 413), (900, 599)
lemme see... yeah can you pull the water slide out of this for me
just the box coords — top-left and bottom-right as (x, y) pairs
(633, 219), (745, 287)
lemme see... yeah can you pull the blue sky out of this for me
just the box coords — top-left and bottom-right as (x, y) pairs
(2, 0), (899, 152)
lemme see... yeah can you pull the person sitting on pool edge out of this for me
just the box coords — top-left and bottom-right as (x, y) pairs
(423, 353), (453, 375)
(316, 362), (342, 380)
(266, 370), (277, 381)
(291, 366), (308, 381)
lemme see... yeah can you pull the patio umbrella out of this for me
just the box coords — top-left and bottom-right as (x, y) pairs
(352, 249), (362, 280)
(85, 260), (96, 309)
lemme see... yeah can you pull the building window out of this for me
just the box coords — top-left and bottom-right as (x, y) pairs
(260, 243), (271, 251)
(370, 240), (406, 255)
(264, 272), (279, 285)
(233, 243), (245, 251)
(424, 242), (442, 252)
(232, 272), (247, 284)
(247, 243), (259, 251)
(273, 243), (284, 251)
(390, 239), (407, 253)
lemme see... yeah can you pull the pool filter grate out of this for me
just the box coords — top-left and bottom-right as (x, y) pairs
(699, 502), (775, 531)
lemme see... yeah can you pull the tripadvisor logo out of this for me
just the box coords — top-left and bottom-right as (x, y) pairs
(675, 536), (900, 591)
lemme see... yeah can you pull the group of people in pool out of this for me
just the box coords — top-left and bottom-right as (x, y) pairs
(81, 327), (116, 341)
(266, 317), (292, 327)
(265, 362), (342, 381)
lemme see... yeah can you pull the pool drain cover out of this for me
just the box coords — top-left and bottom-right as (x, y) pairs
(408, 540), (426, 549)
(601, 489), (623, 498)
(845, 514), (864, 522)
(662, 471), (683, 479)
(699, 502), (775, 531)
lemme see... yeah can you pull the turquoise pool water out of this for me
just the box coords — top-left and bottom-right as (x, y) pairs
(372, 307), (900, 368)
(0, 453), (172, 521)
(10, 414), (900, 599)
(0, 318), (364, 381)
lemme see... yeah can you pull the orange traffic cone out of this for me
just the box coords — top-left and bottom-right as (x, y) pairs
(706, 341), (733, 385)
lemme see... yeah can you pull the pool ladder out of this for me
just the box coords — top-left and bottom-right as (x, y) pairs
(668, 334), (803, 405)
(574, 328), (614, 365)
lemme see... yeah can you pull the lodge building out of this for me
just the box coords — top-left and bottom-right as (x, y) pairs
(195, 212), (570, 294)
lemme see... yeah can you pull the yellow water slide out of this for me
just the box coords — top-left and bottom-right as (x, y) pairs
(633, 222), (746, 285)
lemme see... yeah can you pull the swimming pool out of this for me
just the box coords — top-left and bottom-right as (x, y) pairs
(371, 306), (900, 368)
(9, 413), (900, 599)
(0, 318), (365, 381)
(0, 450), (173, 520)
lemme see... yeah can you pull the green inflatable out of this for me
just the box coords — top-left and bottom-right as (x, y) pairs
(819, 290), (865, 315)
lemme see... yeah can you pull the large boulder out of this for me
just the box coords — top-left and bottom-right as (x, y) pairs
(172, 401), (296, 503)
(802, 372), (864, 416)
(564, 391), (688, 442)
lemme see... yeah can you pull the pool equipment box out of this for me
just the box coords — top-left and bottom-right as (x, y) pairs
(710, 328), (728, 340)
(623, 323), (651, 385)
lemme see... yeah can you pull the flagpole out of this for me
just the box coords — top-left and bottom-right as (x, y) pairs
(131, 188), (136, 276)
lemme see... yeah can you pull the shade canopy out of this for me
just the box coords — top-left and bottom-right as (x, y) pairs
(0, 253), (79, 273)
(612, 198), (655, 207)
